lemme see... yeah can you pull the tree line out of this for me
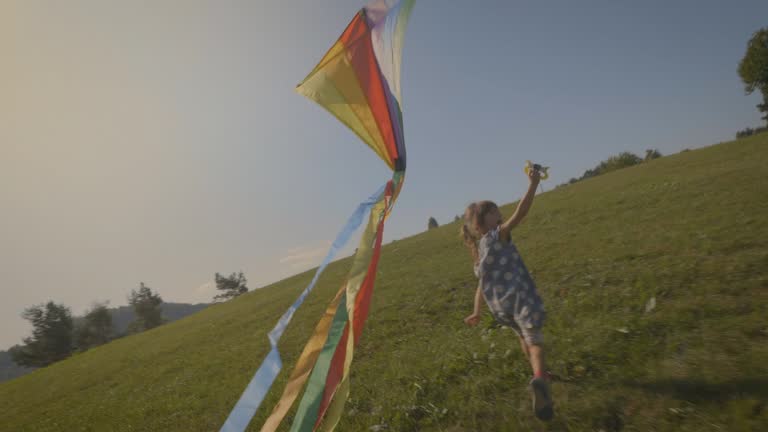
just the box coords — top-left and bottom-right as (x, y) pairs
(9, 272), (250, 369)
(556, 149), (662, 188)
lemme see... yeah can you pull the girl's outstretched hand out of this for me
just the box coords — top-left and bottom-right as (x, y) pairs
(464, 313), (481, 326)
(528, 167), (541, 183)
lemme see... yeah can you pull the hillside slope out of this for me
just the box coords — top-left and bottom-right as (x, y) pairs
(1, 135), (767, 432)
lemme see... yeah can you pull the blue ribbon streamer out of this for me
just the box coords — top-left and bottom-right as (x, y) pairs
(220, 184), (387, 432)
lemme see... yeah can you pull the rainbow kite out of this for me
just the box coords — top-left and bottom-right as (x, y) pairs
(220, 1), (416, 431)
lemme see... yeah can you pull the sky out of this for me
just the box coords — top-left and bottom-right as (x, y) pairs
(2, 0), (767, 349)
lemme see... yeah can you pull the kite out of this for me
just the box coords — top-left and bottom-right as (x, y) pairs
(220, 1), (416, 431)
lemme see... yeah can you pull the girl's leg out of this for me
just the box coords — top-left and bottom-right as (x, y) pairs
(516, 332), (531, 361)
(518, 323), (553, 420)
(527, 343), (546, 378)
(526, 340), (554, 421)
(519, 327), (546, 377)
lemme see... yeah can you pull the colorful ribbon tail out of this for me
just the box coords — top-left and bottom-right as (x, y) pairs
(219, 184), (386, 432)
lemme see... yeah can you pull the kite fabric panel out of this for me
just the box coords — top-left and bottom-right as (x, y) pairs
(296, 0), (414, 172)
(220, 1), (415, 431)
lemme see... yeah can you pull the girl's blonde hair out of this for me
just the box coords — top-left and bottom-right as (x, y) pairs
(460, 200), (499, 264)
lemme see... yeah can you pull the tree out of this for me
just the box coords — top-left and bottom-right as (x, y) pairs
(9, 302), (74, 367)
(74, 302), (113, 351)
(427, 217), (439, 230)
(644, 149), (662, 161)
(583, 152), (642, 179)
(738, 28), (768, 124)
(213, 271), (249, 302)
(736, 125), (768, 139)
(128, 283), (163, 333)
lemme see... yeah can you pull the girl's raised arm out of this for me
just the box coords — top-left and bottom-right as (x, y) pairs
(500, 170), (541, 239)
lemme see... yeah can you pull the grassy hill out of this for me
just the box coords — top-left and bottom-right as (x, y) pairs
(1, 135), (767, 431)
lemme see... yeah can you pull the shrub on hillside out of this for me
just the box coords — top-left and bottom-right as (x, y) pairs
(557, 150), (661, 188)
(428, 217), (439, 230)
(736, 126), (768, 139)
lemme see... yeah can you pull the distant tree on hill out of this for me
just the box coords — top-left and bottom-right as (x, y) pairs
(74, 302), (113, 351)
(128, 283), (164, 333)
(738, 27), (768, 124)
(454, 215), (461, 223)
(736, 126), (768, 139)
(556, 150), (664, 189)
(581, 152), (642, 180)
(9, 302), (74, 367)
(428, 217), (439, 230)
(213, 271), (249, 302)
(644, 149), (662, 161)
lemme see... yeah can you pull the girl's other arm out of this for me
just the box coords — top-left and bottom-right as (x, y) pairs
(464, 281), (484, 326)
(500, 170), (541, 239)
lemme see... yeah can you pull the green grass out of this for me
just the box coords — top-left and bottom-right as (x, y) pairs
(2, 134), (767, 432)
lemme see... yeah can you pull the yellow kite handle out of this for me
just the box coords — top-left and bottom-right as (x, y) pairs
(524, 160), (549, 180)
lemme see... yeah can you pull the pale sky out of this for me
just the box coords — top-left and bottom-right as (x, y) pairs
(2, 0), (767, 349)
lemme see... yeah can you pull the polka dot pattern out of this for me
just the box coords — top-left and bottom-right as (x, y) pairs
(475, 228), (546, 329)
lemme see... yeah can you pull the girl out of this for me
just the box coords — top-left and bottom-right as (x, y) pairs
(460, 168), (554, 421)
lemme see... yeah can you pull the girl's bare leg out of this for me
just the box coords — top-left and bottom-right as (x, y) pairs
(527, 344), (546, 378)
(517, 332), (530, 361)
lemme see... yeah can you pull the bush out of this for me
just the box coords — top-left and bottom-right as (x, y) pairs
(736, 126), (768, 139)
(556, 150), (662, 188)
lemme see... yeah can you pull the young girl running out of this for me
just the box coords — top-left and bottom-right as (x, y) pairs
(460, 168), (554, 421)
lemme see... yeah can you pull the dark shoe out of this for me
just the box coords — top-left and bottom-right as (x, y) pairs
(529, 377), (554, 421)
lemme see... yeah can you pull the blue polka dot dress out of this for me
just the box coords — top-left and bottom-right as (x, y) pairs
(474, 227), (546, 331)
